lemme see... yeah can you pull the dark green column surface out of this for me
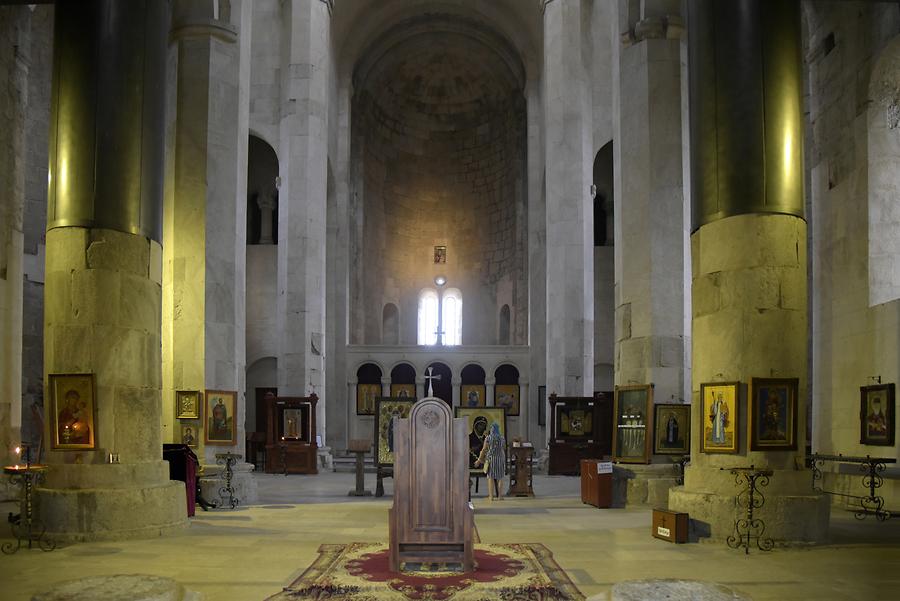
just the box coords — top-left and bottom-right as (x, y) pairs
(689, 0), (804, 230)
(46, 0), (167, 242)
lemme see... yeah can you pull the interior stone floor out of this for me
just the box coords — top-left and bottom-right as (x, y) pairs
(1, 471), (898, 600)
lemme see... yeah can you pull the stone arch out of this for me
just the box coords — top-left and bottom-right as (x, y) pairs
(460, 363), (486, 384)
(494, 363), (519, 384)
(246, 356), (277, 434)
(247, 134), (279, 245)
(348, 12), (529, 348)
(425, 361), (453, 404)
(356, 359), (385, 384)
(333, 1), (541, 86)
(593, 141), (613, 247)
(867, 34), (900, 306)
(593, 140), (615, 390)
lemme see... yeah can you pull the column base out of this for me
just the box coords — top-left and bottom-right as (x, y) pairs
(613, 464), (679, 508)
(318, 446), (334, 471)
(36, 482), (187, 543)
(668, 466), (830, 544)
(199, 461), (258, 506)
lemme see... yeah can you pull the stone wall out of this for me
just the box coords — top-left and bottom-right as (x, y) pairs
(348, 24), (528, 348)
(248, 0), (281, 150)
(805, 1), (900, 507)
(351, 90), (527, 346)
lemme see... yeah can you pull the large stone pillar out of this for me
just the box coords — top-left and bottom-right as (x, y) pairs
(668, 0), (828, 543)
(164, 0), (255, 503)
(0, 7), (29, 469)
(525, 76), (546, 447)
(611, 0), (687, 505)
(37, 0), (186, 541)
(614, 1), (687, 403)
(277, 0), (330, 442)
(542, 0), (594, 398)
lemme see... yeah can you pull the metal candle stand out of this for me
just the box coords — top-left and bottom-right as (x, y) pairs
(674, 455), (690, 486)
(2, 465), (55, 554)
(809, 453), (896, 521)
(722, 465), (774, 554)
(214, 453), (241, 509)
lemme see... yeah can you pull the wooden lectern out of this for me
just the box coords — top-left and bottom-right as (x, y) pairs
(389, 398), (474, 572)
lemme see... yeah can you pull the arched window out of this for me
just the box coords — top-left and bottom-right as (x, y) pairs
(382, 303), (399, 345)
(498, 304), (511, 345)
(417, 290), (439, 345)
(442, 288), (462, 346)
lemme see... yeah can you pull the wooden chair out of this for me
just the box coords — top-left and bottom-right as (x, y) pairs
(389, 398), (474, 572)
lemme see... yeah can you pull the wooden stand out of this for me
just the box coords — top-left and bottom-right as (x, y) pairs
(265, 394), (318, 474)
(347, 439), (372, 497)
(507, 445), (535, 497)
(389, 399), (474, 572)
(580, 459), (612, 508)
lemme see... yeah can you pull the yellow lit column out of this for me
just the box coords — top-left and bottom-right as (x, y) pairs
(164, 0), (255, 502)
(668, 0), (828, 543)
(38, 0), (186, 541)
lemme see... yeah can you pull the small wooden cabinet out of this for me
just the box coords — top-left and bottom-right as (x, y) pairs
(651, 508), (688, 543)
(507, 444), (535, 497)
(265, 394), (318, 474)
(580, 459), (612, 508)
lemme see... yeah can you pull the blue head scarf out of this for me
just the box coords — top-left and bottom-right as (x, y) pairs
(490, 422), (501, 437)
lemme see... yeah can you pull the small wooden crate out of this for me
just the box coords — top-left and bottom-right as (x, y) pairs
(651, 508), (688, 543)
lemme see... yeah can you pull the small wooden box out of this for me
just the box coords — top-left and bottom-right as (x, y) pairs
(651, 508), (688, 543)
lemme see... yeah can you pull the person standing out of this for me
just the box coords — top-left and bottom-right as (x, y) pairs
(475, 422), (506, 501)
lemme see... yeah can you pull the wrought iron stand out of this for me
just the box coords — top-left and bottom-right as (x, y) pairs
(673, 455), (690, 485)
(214, 453), (242, 509)
(2, 465), (55, 554)
(809, 453), (896, 521)
(723, 465), (774, 554)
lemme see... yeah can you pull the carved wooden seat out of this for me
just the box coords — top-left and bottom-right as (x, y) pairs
(389, 398), (474, 572)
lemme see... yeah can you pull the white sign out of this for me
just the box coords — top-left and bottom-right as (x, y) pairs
(657, 526), (671, 538)
(596, 461), (613, 474)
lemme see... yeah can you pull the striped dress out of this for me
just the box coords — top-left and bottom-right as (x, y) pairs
(483, 432), (506, 479)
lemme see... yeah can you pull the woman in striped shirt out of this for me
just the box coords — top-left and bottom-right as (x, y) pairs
(475, 422), (506, 501)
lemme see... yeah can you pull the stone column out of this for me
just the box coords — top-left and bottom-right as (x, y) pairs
(542, 0), (594, 398)
(277, 0), (330, 444)
(37, 0), (186, 541)
(451, 376), (461, 406)
(485, 377), (496, 411)
(380, 376), (391, 398)
(614, 1), (687, 403)
(165, 0), (255, 504)
(257, 194), (276, 244)
(610, 0), (687, 505)
(668, 0), (828, 543)
(525, 77), (546, 447)
(415, 377), (425, 400)
(0, 6), (29, 467)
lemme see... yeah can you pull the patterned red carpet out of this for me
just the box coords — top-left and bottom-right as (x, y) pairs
(265, 542), (585, 601)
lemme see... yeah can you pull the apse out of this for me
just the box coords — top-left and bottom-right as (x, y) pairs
(349, 15), (528, 346)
